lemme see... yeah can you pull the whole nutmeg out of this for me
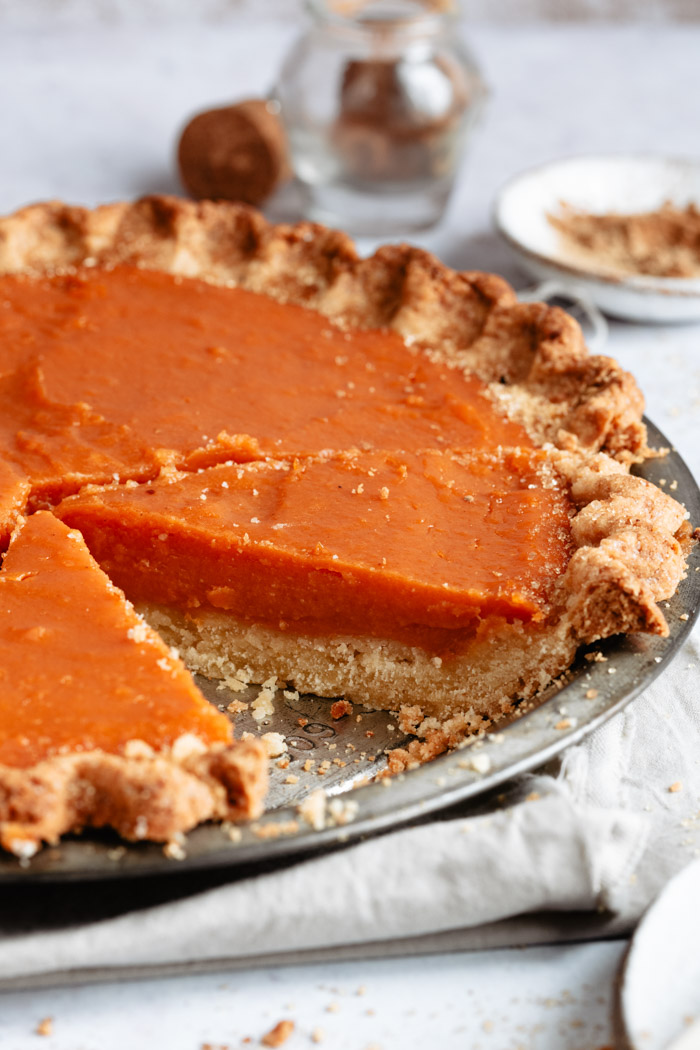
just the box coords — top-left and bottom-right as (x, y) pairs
(177, 99), (291, 207)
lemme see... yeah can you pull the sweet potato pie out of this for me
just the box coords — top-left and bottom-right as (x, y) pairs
(0, 196), (691, 854)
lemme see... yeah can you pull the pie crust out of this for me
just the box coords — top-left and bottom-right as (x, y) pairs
(0, 195), (693, 843)
(0, 738), (267, 859)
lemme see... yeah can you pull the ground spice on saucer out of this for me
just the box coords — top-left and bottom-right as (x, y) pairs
(548, 201), (700, 278)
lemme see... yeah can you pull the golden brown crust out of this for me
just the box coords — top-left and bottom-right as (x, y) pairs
(0, 737), (267, 857)
(0, 195), (649, 462)
(553, 450), (692, 642)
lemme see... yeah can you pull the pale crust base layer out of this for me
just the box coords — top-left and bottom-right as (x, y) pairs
(0, 737), (267, 858)
(142, 603), (579, 725)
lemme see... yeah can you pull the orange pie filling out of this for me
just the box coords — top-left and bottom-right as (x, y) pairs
(57, 449), (575, 658)
(0, 265), (532, 506)
(0, 512), (233, 769)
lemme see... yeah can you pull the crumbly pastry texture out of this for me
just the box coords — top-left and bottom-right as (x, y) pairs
(0, 737), (267, 859)
(0, 195), (694, 839)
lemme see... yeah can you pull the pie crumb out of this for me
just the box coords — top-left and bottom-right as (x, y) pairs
(669, 781), (683, 793)
(330, 699), (353, 719)
(36, 1018), (53, 1037)
(458, 752), (491, 774)
(261, 732), (287, 758)
(585, 688), (598, 699)
(328, 797), (359, 825)
(251, 686), (276, 722)
(311, 1029), (325, 1044)
(163, 838), (187, 861)
(261, 1019), (294, 1047)
(251, 820), (299, 839)
(297, 789), (327, 830)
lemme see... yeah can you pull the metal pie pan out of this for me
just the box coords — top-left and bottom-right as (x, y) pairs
(1, 419), (698, 882)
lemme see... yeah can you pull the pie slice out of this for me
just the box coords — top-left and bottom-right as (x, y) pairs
(56, 446), (690, 734)
(0, 511), (267, 857)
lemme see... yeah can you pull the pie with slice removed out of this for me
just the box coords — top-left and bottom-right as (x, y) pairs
(0, 195), (693, 851)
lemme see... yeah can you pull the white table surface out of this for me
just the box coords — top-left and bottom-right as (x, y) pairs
(0, 16), (698, 1049)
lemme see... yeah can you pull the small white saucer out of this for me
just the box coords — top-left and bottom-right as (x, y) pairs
(494, 154), (700, 323)
(619, 857), (700, 1049)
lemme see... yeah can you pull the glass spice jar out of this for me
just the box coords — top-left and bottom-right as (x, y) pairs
(273, 0), (486, 235)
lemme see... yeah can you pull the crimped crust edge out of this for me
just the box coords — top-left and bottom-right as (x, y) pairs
(0, 737), (267, 857)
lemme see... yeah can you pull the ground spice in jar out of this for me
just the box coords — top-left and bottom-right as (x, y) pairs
(332, 54), (469, 183)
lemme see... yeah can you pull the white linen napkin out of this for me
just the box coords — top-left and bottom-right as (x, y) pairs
(1, 621), (698, 990)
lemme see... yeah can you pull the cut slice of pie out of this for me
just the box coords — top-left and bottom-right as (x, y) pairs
(56, 446), (690, 733)
(0, 511), (267, 857)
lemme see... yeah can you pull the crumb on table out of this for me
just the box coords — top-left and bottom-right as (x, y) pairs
(261, 1019), (295, 1047)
